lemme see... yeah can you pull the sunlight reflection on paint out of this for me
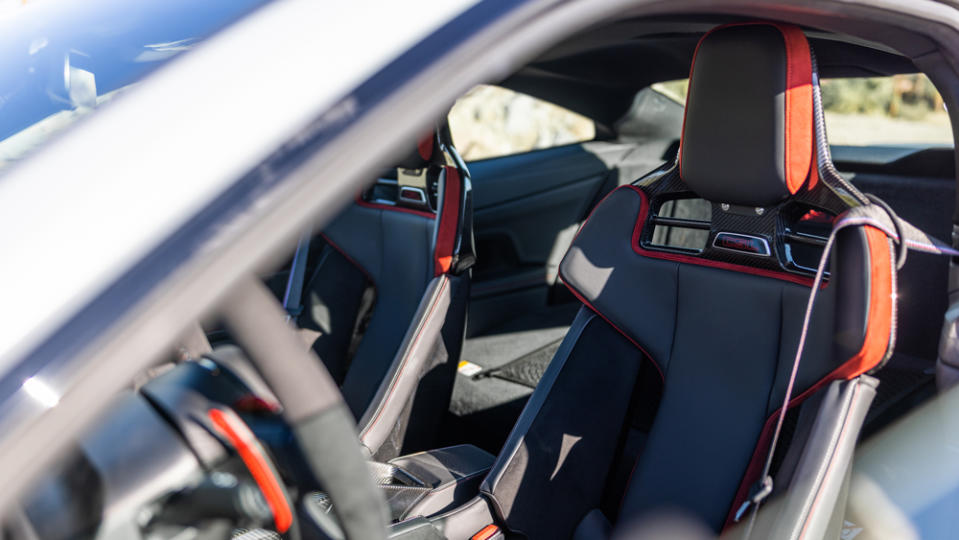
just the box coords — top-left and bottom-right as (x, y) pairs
(22, 376), (59, 408)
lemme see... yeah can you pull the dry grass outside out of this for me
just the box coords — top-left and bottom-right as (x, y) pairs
(652, 75), (954, 147)
(822, 111), (952, 146)
(448, 85), (595, 161)
(448, 74), (954, 163)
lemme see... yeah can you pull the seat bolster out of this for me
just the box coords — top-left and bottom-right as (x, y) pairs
(573, 509), (612, 540)
(358, 275), (452, 456)
(328, 205), (436, 416)
(832, 226), (875, 362)
(831, 222), (896, 376)
(479, 308), (643, 538)
(762, 375), (877, 540)
(479, 308), (598, 495)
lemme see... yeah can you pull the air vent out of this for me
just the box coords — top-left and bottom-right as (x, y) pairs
(648, 196), (711, 253)
(781, 204), (834, 274)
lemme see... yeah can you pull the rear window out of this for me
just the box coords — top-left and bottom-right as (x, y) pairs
(651, 74), (953, 147)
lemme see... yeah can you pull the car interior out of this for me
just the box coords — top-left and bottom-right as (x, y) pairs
(8, 10), (959, 540)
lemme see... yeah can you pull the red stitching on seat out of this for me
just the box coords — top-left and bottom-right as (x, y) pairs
(560, 278), (665, 383)
(559, 184), (817, 383)
(320, 232), (375, 285)
(362, 276), (450, 439)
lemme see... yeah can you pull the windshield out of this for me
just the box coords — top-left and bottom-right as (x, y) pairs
(0, 0), (272, 172)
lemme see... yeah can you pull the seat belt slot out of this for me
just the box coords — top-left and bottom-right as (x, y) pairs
(282, 232), (312, 322)
(397, 167), (433, 211)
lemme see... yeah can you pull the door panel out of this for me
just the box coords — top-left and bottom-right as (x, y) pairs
(475, 173), (603, 275)
(833, 144), (955, 437)
(466, 141), (652, 336)
(835, 145), (955, 362)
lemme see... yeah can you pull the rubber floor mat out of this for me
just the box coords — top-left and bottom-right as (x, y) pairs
(485, 338), (563, 388)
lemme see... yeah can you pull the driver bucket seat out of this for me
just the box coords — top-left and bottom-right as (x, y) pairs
(438, 23), (903, 539)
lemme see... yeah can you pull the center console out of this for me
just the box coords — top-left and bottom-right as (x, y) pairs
(305, 444), (495, 538)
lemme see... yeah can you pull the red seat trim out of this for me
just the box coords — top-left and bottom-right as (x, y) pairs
(417, 133), (434, 161)
(560, 277), (665, 383)
(434, 166), (461, 275)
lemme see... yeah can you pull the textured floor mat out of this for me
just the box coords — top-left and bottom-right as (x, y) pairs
(444, 302), (580, 453)
(485, 338), (563, 388)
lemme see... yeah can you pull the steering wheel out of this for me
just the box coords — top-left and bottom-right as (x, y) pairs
(216, 275), (389, 540)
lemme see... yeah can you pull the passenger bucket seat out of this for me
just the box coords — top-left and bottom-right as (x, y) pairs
(431, 22), (955, 539)
(304, 123), (474, 460)
(216, 121), (475, 461)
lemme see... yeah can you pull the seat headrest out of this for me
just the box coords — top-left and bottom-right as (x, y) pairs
(397, 121), (455, 170)
(679, 23), (815, 207)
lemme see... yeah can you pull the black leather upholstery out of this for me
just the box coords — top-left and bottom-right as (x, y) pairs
(310, 123), (474, 459)
(297, 235), (374, 386)
(559, 185), (868, 529)
(323, 208), (439, 418)
(481, 310), (642, 538)
(680, 24), (809, 207)
(463, 22), (896, 539)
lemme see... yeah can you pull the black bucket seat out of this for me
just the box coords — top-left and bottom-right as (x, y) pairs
(434, 22), (917, 539)
(216, 123), (475, 461)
